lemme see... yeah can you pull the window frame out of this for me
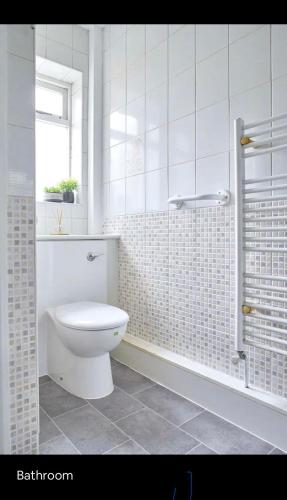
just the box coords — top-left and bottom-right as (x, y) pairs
(35, 74), (72, 183)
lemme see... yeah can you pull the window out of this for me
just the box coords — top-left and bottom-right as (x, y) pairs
(36, 77), (71, 200)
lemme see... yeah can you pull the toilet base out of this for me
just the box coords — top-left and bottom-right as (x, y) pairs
(48, 328), (114, 399)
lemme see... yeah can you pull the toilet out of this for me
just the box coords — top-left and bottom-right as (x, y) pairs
(47, 301), (129, 399)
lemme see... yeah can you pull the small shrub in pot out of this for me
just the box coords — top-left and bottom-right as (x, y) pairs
(43, 186), (63, 203)
(59, 179), (79, 203)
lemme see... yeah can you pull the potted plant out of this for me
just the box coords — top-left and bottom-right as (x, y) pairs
(59, 178), (79, 203)
(43, 186), (63, 203)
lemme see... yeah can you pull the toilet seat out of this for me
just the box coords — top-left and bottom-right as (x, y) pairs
(55, 301), (129, 331)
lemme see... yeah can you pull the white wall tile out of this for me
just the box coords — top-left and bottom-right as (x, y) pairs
(47, 24), (73, 47)
(46, 201), (72, 220)
(229, 24), (263, 43)
(110, 73), (126, 111)
(272, 74), (287, 189)
(169, 161), (196, 208)
(72, 25), (89, 54)
(272, 74), (287, 115)
(126, 135), (145, 176)
(103, 81), (111, 116)
(146, 83), (167, 131)
(169, 25), (195, 78)
(71, 202), (88, 220)
(110, 179), (125, 215)
(146, 41), (167, 92)
(196, 48), (228, 110)
(103, 82), (111, 116)
(169, 66), (195, 121)
(36, 35), (46, 58)
(146, 126), (167, 172)
(196, 152), (229, 207)
(146, 169), (168, 212)
(103, 182), (110, 217)
(126, 174), (145, 213)
(169, 113), (196, 166)
(168, 24), (185, 36)
(47, 39), (73, 67)
(127, 60), (145, 103)
(196, 24), (228, 62)
(103, 149), (110, 183)
(36, 216), (46, 234)
(127, 96), (145, 137)
(111, 35), (126, 79)
(8, 125), (35, 196)
(272, 25), (287, 80)
(229, 26), (270, 96)
(36, 24), (46, 38)
(230, 83), (271, 149)
(7, 24), (34, 61)
(72, 50), (89, 87)
(103, 25), (111, 51)
(36, 201), (47, 217)
(146, 24), (168, 52)
(109, 107), (126, 147)
(127, 25), (145, 67)
(103, 48), (111, 83)
(110, 143), (126, 181)
(196, 100), (229, 158)
(111, 25), (126, 44)
(8, 54), (34, 129)
(71, 219), (88, 235)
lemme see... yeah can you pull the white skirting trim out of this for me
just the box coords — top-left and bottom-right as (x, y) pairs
(112, 334), (287, 453)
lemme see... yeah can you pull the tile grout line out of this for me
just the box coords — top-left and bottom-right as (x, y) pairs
(49, 402), (89, 421)
(113, 364), (273, 451)
(102, 439), (131, 455)
(39, 406), (81, 455)
(86, 400), (151, 455)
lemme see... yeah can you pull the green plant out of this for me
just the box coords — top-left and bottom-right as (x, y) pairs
(58, 179), (79, 192)
(44, 186), (61, 193)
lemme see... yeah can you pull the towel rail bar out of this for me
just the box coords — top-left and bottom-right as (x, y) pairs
(234, 114), (287, 389)
(243, 173), (287, 184)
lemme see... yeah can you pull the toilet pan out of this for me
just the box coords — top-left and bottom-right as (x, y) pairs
(47, 301), (129, 399)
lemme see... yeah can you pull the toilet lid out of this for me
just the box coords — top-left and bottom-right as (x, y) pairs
(55, 301), (129, 331)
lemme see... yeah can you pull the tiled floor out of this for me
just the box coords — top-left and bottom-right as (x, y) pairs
(39, 359), (285, 455)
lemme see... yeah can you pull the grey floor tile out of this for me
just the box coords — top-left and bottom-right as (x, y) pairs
(116, 408), (199, 454)
(181, 412), (273, 455)
(187, 444), (216, 455)
(134, 384), (204, 426)
(39, 380), (87, 418)
(111, 361), (154, 395)
(39, 435), (79, 455)
(90, 386), (144, 422)
(54, 404), (128, 454)
(105, 440), (148, 455)
(39, 408), (61, 444)
(269, 448), (286, 455)
(39, 375), (51, 386)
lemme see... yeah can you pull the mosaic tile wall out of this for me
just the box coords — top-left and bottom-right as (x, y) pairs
(103, 205), (287, 399)
(102, 24), (287, 399)
(7, 196), (38, 454)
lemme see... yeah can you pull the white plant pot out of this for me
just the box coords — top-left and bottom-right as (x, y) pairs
(43, 192), (63, 202)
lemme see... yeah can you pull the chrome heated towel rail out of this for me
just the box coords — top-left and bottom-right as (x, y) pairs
(234, 112), (287, 387)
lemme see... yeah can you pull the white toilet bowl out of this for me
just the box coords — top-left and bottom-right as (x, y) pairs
(47, 301), (129, 399)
